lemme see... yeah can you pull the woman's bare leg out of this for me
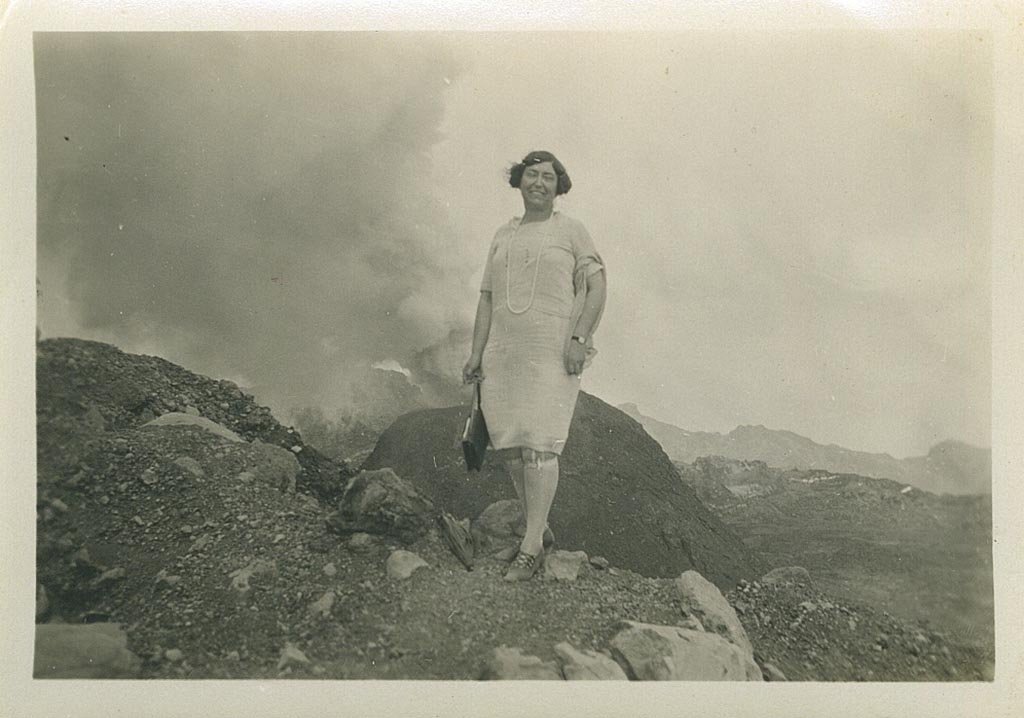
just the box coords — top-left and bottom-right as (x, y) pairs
(520, 448), (559, 556)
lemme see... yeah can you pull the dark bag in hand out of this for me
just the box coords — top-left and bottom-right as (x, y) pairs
(461, 382), (489, 471)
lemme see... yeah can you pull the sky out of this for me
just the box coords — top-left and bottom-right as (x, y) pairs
(34, 29), (992, 459)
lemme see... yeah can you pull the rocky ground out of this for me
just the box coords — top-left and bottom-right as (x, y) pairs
(34, 338), (992, 681)
(678, 456), (995, 655)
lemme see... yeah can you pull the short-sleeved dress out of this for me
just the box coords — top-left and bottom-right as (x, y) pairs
(479, 211), (605, 454)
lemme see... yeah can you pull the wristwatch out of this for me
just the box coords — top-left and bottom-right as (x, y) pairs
(571, 335), (587, 345)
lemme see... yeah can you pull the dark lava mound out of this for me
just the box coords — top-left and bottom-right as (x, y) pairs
(362, 392), (761, 588)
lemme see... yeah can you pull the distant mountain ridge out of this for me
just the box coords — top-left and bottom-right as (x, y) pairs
(618, 403), (990, 496)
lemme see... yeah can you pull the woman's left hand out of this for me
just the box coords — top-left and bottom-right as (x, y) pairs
(565, 341), (587, 376)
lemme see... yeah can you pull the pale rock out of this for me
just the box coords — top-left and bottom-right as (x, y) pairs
(184, 405), (201, 416)
(95, 567), (126, 584)
(609, 621), (762, 681)
(386, 550), (429, 580)
(144, 412), (244, 442)
(554, 642), (628, 680)
(674, 570), (754, 656)
(480, 646), (563, 680)
(50, 498), (69, 513)
(471, 500), (522, 553)
(589, 556), (610, 570)
(247, 441), (301, 493)
(165, 648), (184, 662)
(34, 624), (142, 678)
(237, 471), (255, 483)
(82, 405), (107, 432)
(323, 562), (338, 577)
(277, 643), (310, 670)
(545, 550), (589, 581)
(228, 559), (278, 596)
(174, 457), (204, 477)
(760, 566), (811, 587)
(189, 535), (212, 552)
(349, 532), (374, 550)
(155, 569), (181, 587)
(762, 662), (788, 681)
(309, 591), (336, 618)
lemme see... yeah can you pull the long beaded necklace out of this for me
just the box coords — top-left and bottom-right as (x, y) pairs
(504, 218), (552, 314)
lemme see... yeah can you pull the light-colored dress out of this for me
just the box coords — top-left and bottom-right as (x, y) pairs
(479, 211), (605, 454)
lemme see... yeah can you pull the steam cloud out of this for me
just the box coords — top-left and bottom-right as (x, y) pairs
(36, 33), (475, 417)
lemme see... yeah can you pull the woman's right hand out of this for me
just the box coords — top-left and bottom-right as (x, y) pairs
(462, 355), (484, 384)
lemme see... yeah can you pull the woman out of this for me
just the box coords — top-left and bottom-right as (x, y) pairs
(462, 151), (607, 581)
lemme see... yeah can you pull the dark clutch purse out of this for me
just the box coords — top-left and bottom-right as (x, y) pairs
(461, 382), (489, 471)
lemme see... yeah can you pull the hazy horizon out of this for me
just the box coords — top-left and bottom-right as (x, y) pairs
(35, 31), (992, 459)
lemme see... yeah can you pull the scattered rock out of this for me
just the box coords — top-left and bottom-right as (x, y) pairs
(762, 662), (788, 681)
(326, 469), (435, 544)
(95, 567), (127, 584)
(70, 547), (104, 575)
(589, 556), (610, 570)
(609, 621), (762, 681)
(165, 648), (184, 663)
(189, 535), (212, 552)
(760, 566), (811, 587)
(228, 559), (278, 597)
(50, 498), (70, 513)
(277, 643), (310, 670)
(34, 623), (142, 678)
(308, 591), (335, 618)
(545, 550), (589, 581)
(348, 533), (375, 550)
(386, 550), (429, 580)
(154, 569), (181, 588)
(553, 642), (628, 680)
(174, 457), (204, 477)
(143, 412), (244, 442)
(674, 570), (754, 656)
(83, 405), (107, 432)
(480, 646), (563, 680)
(323, 562), (338, 577)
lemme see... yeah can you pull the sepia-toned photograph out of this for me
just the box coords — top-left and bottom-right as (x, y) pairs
(4, 1), (1022, 716)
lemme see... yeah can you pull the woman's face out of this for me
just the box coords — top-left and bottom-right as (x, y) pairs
(519, 161), (558, 213)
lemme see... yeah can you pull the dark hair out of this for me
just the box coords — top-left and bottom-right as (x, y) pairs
(508, 150), (572, 195)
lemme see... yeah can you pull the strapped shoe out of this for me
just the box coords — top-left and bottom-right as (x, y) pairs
(504, 549), (545, 582)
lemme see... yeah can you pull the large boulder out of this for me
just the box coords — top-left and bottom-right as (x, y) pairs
(363, 392), (760, 587)
(554, 642), (628, 680)
(34, 623), (142, 678)
(326, 468), (435, 543)
(761, 566), (812, 587)
(674, 570), (754, 656)
(609, 621), (762, 681)
(480, 647), (562, 680)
